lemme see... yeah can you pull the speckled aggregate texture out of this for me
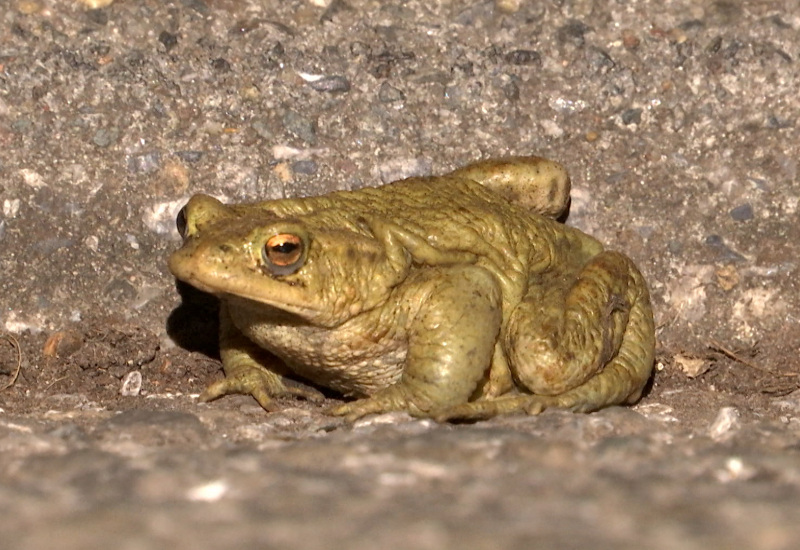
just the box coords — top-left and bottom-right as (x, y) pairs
(1, 1), (800, 549)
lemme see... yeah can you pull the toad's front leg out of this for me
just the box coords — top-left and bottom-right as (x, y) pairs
(199, 302), (325, 410)
(329, 265), (502, 421)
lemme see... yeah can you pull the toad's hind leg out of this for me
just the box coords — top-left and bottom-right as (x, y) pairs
(438, 251), (655, 421)
(449, 156), (571, 218)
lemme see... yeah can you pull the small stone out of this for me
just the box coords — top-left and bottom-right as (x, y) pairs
(706, 36), (723, 54)
(715, 265), (740, 290)
(540, 119), (564, 138)
(766, 114), (792, 129)
(495, 0), (522, 13)
(85, 8), (109, 25)
(120, 371), (143, 397)
(621, 108), (643, 125)
(704, 234), (746, 262)
(307, 75), (350, 93)
(621, 29), (641, 50)
(251, 119), (273, 140)
(211, 58), (232, 72)
(320, 0), (352, 23)
(92, 127), (119, 148)
(3, 198), (20, 218)
(183, 0), (208, 15)
(11, 118), (32, 133)
(186, 480), (229, 502)
(17, 1), (42, 15)
(353, 411), (416, 428)
(586, 46), (615, 73)
(376, 157), (432, 183)
(159, 31), (179, 52)
(156, 159), (190, 194)
(128, 151), (161, 174)
(262, 42), (285, 69)
(635, 403), (679, 423)
(668, 28), (689, 44)
(43, 330), (84, 359)
(292, 160), (318, 175)
(378, 81), (405, 103)
(349, 41), (371, 58)
(501, 75), (520, 101)
(557, 20), (591, 47)
(272, 162), (292, 183)
(674, 353), (709, 378)
(240, 85), (260, 101)
(671, 105), (686, 131)
(77, 0), (114, 7)
(173, 151), (203, 163)
(84, 235), (99, 252)
(282, 110), (317, 145)
(504, 49), (542, 66)
(729, 203), (754, 221)
(708, 407), (740, 442)
(715, 456), (757, 483)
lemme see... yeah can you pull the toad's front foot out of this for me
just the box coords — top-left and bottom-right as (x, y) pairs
(328, 385), (434, 422)
(199, 365), (325, 411)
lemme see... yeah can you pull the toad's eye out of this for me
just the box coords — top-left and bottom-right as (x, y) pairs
(262, 233), (305, 275)
(176, 206), (189, 238)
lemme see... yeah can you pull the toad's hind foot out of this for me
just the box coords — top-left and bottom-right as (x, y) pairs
(433, 395), (566, 422)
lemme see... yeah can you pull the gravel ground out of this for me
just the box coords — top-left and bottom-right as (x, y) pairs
(2, 0), (800, 548)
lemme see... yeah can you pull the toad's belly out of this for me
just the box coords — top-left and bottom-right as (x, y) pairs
(236, 316), (408, 397)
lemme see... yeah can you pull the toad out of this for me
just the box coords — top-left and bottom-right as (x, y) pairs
(169, 156), (655, 421)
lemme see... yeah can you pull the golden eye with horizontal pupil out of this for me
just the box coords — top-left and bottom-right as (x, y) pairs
(262, 233), (305, 275)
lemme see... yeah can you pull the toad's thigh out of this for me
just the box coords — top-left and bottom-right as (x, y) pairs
(504, 251), (636, 396)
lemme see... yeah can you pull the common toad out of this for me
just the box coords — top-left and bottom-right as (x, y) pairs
(169, 156), (655, 421)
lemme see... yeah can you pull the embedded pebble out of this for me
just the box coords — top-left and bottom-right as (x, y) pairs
(501, 75), (520, 101)
(92, 127), (119, 148)
(211, 58), (232, 73)
(556, 20), (591, 47)
(307, 75), (351, 93)
(3, 199), (20, 218)
(128, 152), (161, 174)
(586, 46), (615, 72)
(159, 31), (179, 52)
(186, 480), (229, 502)
(504, 49), (541, 65)
(120, 371), (143, 397)
(729, 203), (754, 221)
(282, 110), (317, 144)
(621, 108), (643, 125)
(292, 160), (318, 175)
(378, 81), (405, 103)
(251, 119), (273, 140)
(540, 119), (564, 138)
(173, 151), (203, 163)
(708, 407), (740, 442)
(704, 234), (747, 262)
(375, 157), (432, 183)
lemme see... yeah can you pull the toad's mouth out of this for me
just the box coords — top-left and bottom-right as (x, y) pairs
(168, 248), (322, 321)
